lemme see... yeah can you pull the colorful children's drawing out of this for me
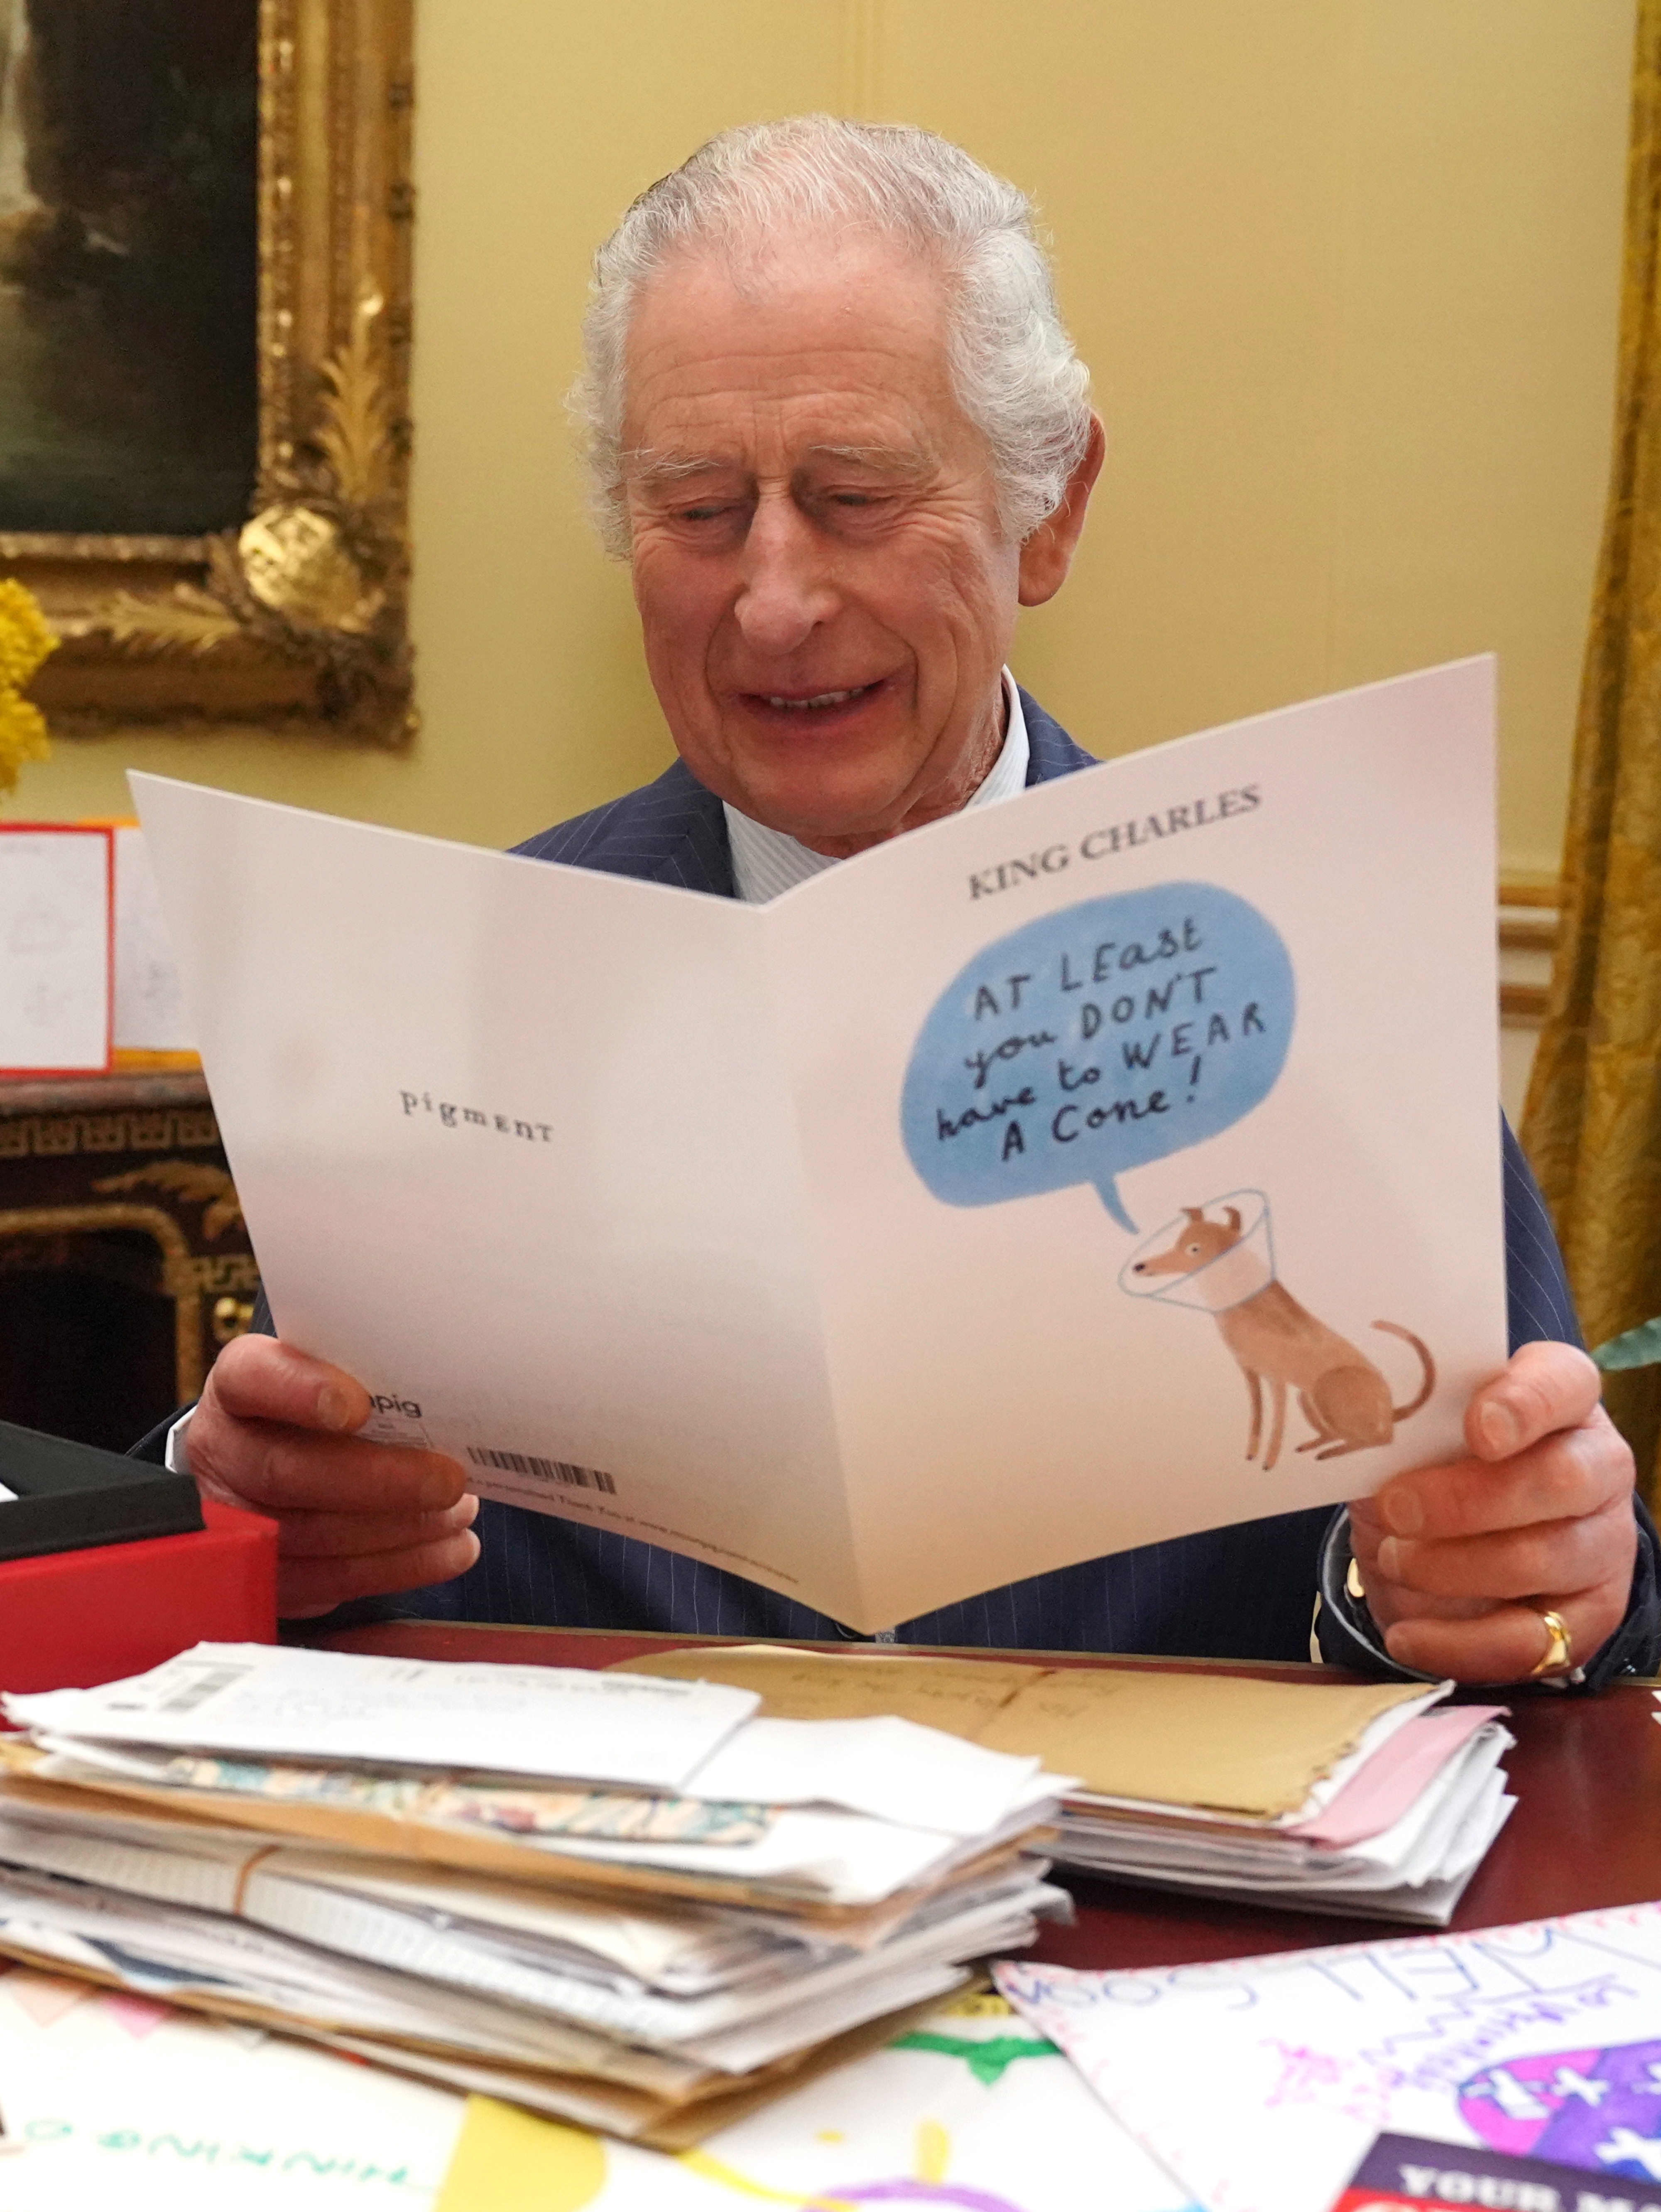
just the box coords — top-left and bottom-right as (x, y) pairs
(432, 1991), (1193, 2212)
(1458, 2039), (1661, 2182)
(1121, 1192), (1436, 1469)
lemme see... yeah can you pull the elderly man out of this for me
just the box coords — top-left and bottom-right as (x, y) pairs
(144, 117), (1657, 1687)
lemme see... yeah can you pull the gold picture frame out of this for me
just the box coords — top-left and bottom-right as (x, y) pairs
(0, 0), (414, 745)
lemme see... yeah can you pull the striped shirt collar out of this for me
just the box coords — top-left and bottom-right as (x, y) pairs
(724, 670), (1030, 904)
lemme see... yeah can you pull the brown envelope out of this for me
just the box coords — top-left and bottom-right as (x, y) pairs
(612, 1646), (1428, 1820)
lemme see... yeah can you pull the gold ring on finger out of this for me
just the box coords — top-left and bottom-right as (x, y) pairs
(1529, 1607), (1573, 1678)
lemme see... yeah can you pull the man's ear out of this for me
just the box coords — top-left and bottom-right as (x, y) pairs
(1017, 413), (1106, 608)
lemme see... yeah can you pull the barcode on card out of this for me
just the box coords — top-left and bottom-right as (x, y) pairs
(157, 1663), (253, 1714)
(466, 1448), (617, 1495)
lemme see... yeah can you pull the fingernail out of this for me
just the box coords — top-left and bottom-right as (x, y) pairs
(1377, 1537), (1403, 1581)
(1477, 1400), (1521, 1457)
(1383, 1490), (1423, 1537)
(316, 1384), (352, 1431)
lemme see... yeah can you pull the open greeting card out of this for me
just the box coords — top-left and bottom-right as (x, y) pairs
(132, 658), (1504, 1631)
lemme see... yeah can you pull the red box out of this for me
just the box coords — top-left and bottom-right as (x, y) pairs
(0, 1497), (277, 1693)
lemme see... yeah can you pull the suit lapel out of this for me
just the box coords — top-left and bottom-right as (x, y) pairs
(626, 761), (737, 897)
(1019, 687), (1100, 783)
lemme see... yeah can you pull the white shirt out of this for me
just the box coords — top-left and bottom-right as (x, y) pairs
(725, 669), (1031, 903)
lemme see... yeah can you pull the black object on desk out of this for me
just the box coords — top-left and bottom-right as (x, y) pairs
(0, 1418), (203, 1561)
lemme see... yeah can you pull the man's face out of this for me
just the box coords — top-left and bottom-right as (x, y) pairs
(621, 234), (1022, 853)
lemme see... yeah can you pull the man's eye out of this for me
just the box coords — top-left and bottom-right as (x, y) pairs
(677, 503), (735, 523)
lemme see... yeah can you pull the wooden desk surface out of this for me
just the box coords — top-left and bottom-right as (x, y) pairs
(313, 1618), (1661, 1973)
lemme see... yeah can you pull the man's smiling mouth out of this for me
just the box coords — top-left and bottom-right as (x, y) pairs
(753, 678), (886, 712)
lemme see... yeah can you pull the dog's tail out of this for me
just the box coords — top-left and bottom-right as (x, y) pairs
(1372, 1322), (1436, 1423)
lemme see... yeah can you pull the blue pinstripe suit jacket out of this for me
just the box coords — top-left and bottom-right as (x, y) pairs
(369, 692), (1654, 1678)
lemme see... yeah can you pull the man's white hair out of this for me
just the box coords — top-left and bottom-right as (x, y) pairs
(571, 115), (1094, 556)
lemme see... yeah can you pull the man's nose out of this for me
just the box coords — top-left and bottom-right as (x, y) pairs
(733, 492), (838, 657)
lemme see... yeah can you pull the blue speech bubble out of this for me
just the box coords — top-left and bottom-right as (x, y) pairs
(901, 882), (1294, 1231)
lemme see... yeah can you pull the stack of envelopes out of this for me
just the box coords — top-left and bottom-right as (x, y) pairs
(613, 1647), (1514, 1927)
(0, 1642), (1072, 2146)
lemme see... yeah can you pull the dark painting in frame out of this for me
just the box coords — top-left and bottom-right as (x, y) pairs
(0, 0), (414, 743)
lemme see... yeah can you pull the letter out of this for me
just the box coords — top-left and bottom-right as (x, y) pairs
(1118, 938), (1152, 969)
(1111, 995), (1135, 1023)
(1140, 815), (1166, 839)
(1080, 826), (1122, 859)
(1052, 1104), (1080, 1143)
(514, 1119), (534, 1140)
(1243, 1001), (1266, 1033)
(1189, 1054), (1202, 1087)
(465, 1107), (487, 1126)
(1126, 819), (1145, 846)
(1186, 964), (1219, 1002)
(1041, 844), (1070, 872)
(1183, 917), (1203, 950)
(1009, 856), (1038, 883)
(1165, 807), (1192, 833)
(965, 1049), (995, 1089)
(1207, 1013), (1232, 1044)
(1156, 927), (1180, 959)
(1007, 972), (1032, 1009)
(974, 984), (1002, 1019)
(1433, 2177), (1472, 2204)
(1399, 2172), (1437, 2198)
(400, 1091), (418, 1115)
(1121, 1037), (1159, 1070)
(1058, 1059), (1100, 1091)
(422, 1092), (433, 1111)
(1001, 1120), (1025, 1159)
(1144, 978), (1177, 1017)
(936, 1089), (1036, 1139)
(1081, 1001), (1102, 1039)
(969, 870), (998, 900)
(149, 2136), (213, 2161)
(439, 1102), (457, 1127)
(1240, 782), (1262, 809)
(537, 1123), (553, 1140)
(1171, 1021), (1194, 1056)
(493, 1114), (508, 1132)
(1192, 796), (1215, 825)
(1220, 788), (1243, 817)
(1093, 941), (1117, 982)
(1060, 953), (1084, 991)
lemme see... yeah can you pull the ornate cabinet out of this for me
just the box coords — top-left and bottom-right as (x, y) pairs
(0, 1072), (255, 1450)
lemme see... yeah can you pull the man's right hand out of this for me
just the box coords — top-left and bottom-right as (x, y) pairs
(186, 1335), (481, 1618)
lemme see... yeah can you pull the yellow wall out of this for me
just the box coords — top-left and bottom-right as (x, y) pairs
(20, 0), (1635, 883)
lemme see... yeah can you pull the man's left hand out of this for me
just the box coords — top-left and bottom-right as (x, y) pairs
(1347, 1341), (1637, 1683)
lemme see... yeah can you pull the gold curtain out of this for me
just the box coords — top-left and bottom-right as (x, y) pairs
(1522, 0), (1661, 1501)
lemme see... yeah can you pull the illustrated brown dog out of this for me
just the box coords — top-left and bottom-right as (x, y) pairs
(1132, 1205), (1436, 1471)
